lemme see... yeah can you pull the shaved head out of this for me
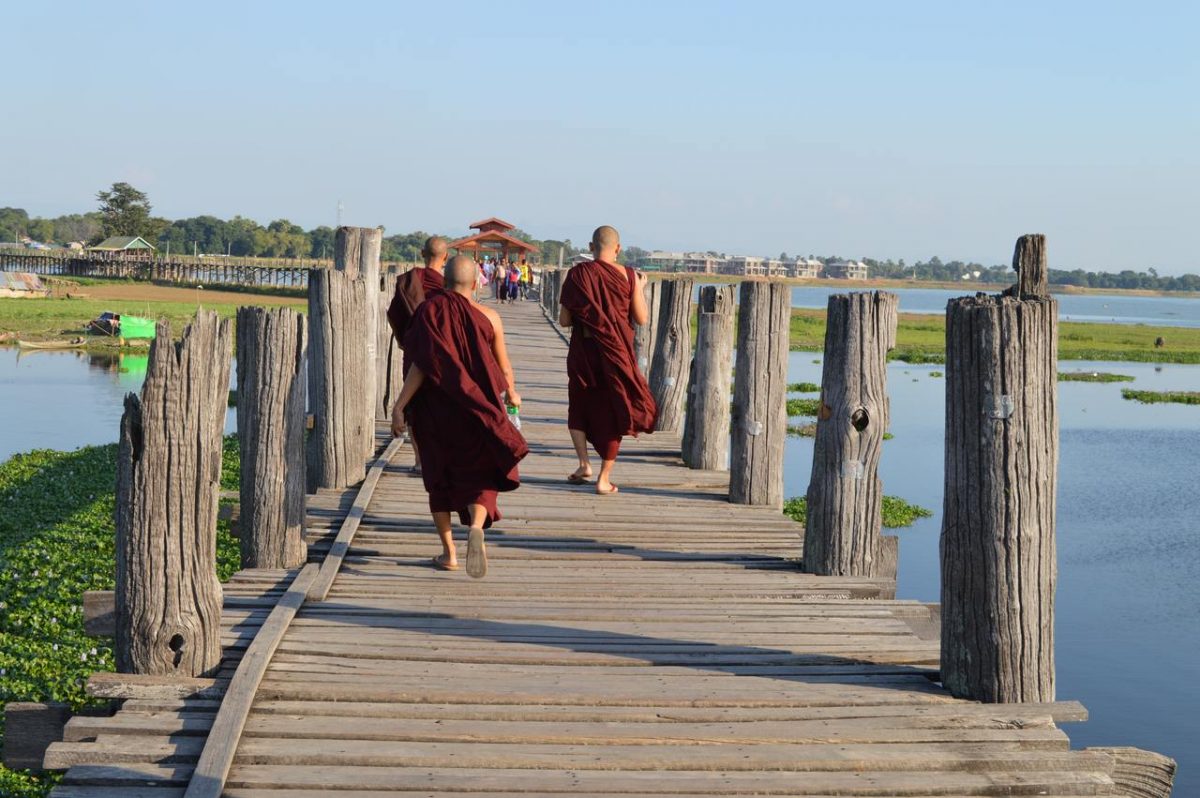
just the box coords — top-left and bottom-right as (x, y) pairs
(445, 254), (479, 291)
(421, 236), (449, 267)
(592, 225), (620, 249)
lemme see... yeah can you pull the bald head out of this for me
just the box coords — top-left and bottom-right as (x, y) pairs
(589, 225), (621, 262)
(445, 254), (479, 293)
(421, 236), (449, 269)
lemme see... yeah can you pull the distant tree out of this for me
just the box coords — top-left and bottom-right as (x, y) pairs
(0, 207), (30, 242)
(779, 251), (788, 261)
(309, 225), (335, 258)
(26, 218), (55, 244)
(96, 182), (155, 240)
(51, 212), (103, 244)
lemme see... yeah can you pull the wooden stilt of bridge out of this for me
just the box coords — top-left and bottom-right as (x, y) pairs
(47, 300), (1171, 796)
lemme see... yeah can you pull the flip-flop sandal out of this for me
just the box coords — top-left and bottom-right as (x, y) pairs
(566, 473), (590, 485)
(466, 527), (488, 579)
(596, 485), (620, 496)
(431, 555), (458, 571)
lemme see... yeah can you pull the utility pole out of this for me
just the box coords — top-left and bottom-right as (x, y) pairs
(336, 200), (344, 227)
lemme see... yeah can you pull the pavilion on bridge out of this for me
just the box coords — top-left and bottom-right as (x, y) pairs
(449, 217), (539, 264)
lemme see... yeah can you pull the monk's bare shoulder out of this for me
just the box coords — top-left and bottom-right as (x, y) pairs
(474, 303), (503, 331)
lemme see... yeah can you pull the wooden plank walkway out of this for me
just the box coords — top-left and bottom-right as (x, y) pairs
(48, 299), (1129, 796)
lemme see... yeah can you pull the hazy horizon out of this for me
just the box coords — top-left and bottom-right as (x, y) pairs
(4, 1), (1197, 275)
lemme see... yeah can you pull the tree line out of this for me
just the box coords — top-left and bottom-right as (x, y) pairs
(3, 183), (1197, 291)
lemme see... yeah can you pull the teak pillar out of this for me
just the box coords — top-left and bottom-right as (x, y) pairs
(649, 277), (694, 432)
(682, 284), (735, 470)
(307, 268), (371, 491)
(116, 312), (230, 677)
(377, 282), (404, 420)
(803, 291), (898, 577)
(235, 307), (308, 570)
(633, 280), (663, 375)
(334, 225), (382, 433)
(941, 233), (1058, 703)
(729, 281), (790, 506)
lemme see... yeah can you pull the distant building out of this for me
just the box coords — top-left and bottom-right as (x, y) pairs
(722, 255), (765, 276)
(790, 258), (823, 279)
(640, 251), (685, 271)
(825, 259), (869, 279)
(90, 236), (156, 252)
(0, 272), (49, 298)
(66, 241), (86, 251)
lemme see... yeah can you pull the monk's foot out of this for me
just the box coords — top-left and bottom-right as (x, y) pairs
(431, 553), (458, 571)
(466, 527), (488, 579)
(567, 466), (592, 484)
(596, 483), (619, 496)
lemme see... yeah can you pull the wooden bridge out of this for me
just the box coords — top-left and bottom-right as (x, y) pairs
(41, 298), (1169, 797)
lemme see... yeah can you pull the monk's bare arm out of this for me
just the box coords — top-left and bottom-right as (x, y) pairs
(390, 365), (426, 436)
(487, 314), (522, 406)
(558, 305), (573, 328)
(630, 270), (649, 326)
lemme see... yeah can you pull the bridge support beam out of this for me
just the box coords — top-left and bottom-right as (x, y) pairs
(941, 234), (1058, 703)
(649, 277), (694, 433)
(682, 284), (734, 470)
(633, 280), (662, 375)
(334, 226), (383, 435)
(116, 312), (230, 677)
(803, 291), (898, 577)
(236, 307), (308, 570)
(729, 281), (789, 507)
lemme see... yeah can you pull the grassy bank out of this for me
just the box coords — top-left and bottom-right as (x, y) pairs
(0, 282), (305, 350)
(789, 308), (1200, 364)
(0, 440), (241, 797)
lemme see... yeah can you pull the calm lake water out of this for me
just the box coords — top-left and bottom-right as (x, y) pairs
(1, 345), (1197, 788)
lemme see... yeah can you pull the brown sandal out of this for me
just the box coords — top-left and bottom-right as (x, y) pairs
(431, 554), (459, 571)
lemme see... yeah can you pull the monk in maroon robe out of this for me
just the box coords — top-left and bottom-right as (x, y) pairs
(391, 255), (527, 579)
(386, 236), (447, 471)
(558, 225), (657, 495)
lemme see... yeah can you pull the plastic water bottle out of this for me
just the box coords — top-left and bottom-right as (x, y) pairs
(507, 404), (522, 431)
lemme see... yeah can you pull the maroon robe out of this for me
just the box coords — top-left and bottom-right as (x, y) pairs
(387, 267), (445, 374)
(559, 260), (658, 460)
(404, 291), (528, 528)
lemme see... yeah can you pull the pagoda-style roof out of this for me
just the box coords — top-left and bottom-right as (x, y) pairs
(450, 229), (537, 253)
(468, 217), (516, 233)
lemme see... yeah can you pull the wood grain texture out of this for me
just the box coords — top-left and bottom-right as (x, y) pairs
(116, 313), (230, 677)
(306, 268), (370, 491)
(942, 290), (1058, 703)
(235, 307), (308, 570)
(375, 285), (404, 420)
(649, 278), (694, 433)
(633, 280), (662, 376)
(682, 285), (734, 470)
(1014, 233), (1049, 299)
(803, 291), (898, 577)
(334, 226), (382, 445)
(729, 281), (790, 507)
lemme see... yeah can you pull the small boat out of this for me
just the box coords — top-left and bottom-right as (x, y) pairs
(17, 337), (87, 350)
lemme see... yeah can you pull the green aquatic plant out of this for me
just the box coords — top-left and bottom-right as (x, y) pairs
(1121, 389), (1200, 405)
(786, 398), (821, 417)
(1058, 371), (1134, 383)
(788, 382), (820, 393)
(783, 495), (933, 529)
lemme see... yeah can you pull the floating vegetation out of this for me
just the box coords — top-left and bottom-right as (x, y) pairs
(787, 423), (816, 438)
(1121, 389), (1200, 405)
(786, 398), (821, 417)
(0, 439), (242, 796)
(1058, 371), (1134, 383)
(929, 371), (943, 378)
(788, 382), (820, 393)
(783, 495), (932, 528)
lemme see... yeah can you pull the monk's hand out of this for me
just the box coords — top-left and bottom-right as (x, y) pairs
(390, 404), (407, 438)
(635, 269), (648, 288)
(506, 389), (522, 409)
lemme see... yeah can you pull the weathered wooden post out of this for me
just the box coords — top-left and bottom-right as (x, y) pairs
(681, 284), (735, 469)
(235, 307), (308, 570)
(334, 226), (383, 434)
(649, 277), (694, 433)
(633, 280), (662, 375)
(307, 268), (371, 491)
(116, 312), (230, 676)
(377, 284), (404, 419)
(729, 281), (790, 506)
(941, 233), (1058, 703)
(803, 292), (898, 577)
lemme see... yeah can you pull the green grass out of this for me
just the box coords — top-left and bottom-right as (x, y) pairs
(786, 398), (821, 417)
(1058, 371), (1135, 383)
(0, 438), (241, 797)
(788, 382), (820, 393)
(788, 308), (1200, 364)
(1121, 389), (1200, 405)
(783, 495), (933, 529)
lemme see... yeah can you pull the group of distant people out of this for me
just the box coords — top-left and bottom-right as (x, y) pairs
(385, 227), (655, 579)
(479, 256), (531, 304)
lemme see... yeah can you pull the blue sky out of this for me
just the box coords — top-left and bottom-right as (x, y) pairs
(4, 1), (1198, 273)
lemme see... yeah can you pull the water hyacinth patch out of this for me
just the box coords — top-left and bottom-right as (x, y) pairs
(784, 495), (932, 529)
(0, 438), (242, 796)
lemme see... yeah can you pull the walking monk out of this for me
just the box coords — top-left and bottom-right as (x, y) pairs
(558, 225), (657, 494)
(390, 255), (528, 578)
(386, 236), (448, 472)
